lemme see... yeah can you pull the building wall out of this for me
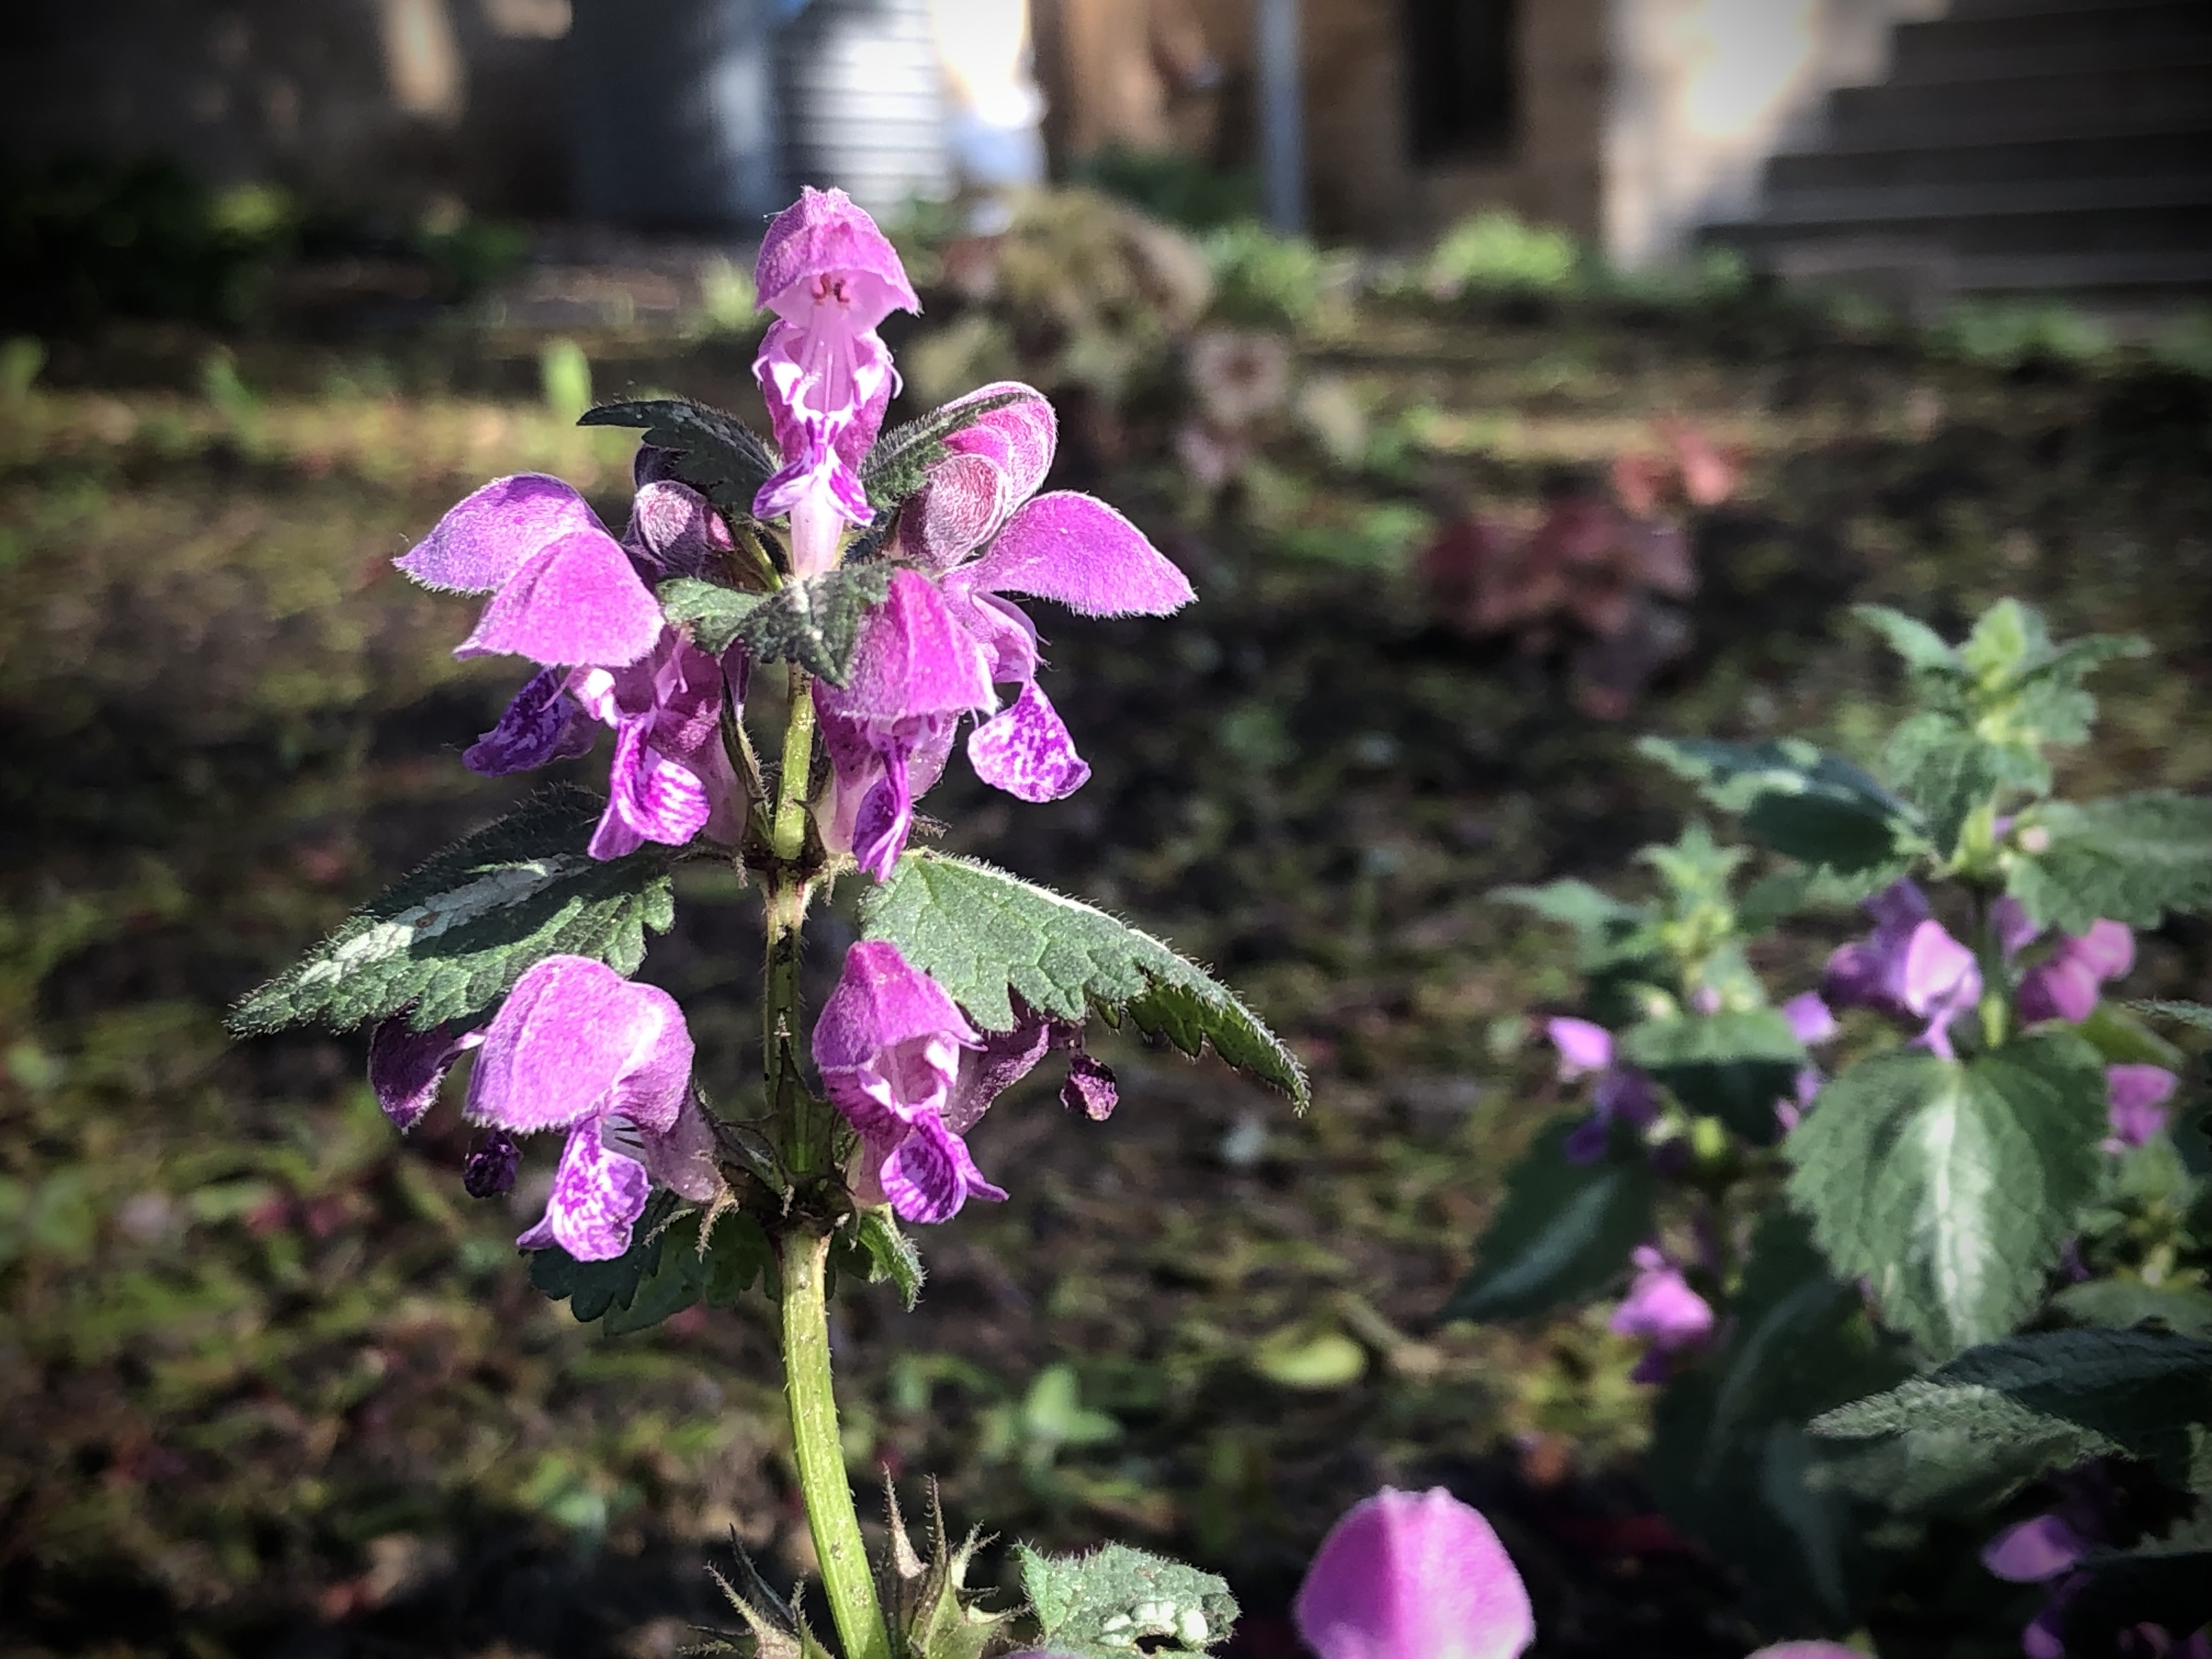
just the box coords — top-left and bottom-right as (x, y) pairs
(1601, 0), (1947, 265)
(0, 0), (572, 217)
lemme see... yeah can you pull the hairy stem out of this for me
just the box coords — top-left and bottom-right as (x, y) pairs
(764, 664), (827, 1171)
(780, 1227), (893, 1659)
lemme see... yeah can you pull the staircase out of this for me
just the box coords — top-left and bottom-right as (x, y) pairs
(1715, 0), (2212, 308)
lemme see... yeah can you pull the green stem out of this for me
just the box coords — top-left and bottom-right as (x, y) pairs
(780, 1226), (893, 1659)
(764, 663), (826, 1171)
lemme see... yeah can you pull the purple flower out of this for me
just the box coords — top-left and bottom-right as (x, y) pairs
(814, 569), (996, 880)
(816, 394), (1194, 877)
(466, 955), (718, 1260)
(1983, 1512), (2092, 1583)
(1544, 1018), (1657, 1163)
(2019, 919), (2135, 1025)
(1611, 1244), (1715, 1383)
(1823, 880), (1983, 1060)
(399, 472), (747, 861)
(750, 187), (921, 578)
(462, 1129), (521, 1198)
(368, 1018), (485, 1131)
(1293, 1486), (1534, 1659)
(814, 940), (1005, 1224)
(2106, 1064), (2178, 1149)
(1783, 991), (1838, 1046)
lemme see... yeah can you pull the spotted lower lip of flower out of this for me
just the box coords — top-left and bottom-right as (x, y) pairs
(465, 955), (699, 1261)
(1293, 1486), (1535, 1659)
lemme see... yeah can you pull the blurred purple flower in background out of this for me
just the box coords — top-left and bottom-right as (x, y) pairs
(1823, 880), (1982, 1059)
(2105, 1064), (2179, 1149)
(1611, 1243), (1716, 1383)
(2019, 920), (2135, 1025)
(1545, 1017), (1658, 1163)
(1293, 1486), (1534, 1659)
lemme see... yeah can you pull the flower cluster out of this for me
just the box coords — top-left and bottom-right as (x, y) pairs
(370, 187), (1196, 1247)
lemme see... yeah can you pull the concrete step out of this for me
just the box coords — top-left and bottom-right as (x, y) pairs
(1729, 199), (2212, 261)
(1827, 64), (2212, 145)
(1889, 3), (2212, 82)
(1754, 172), (2212, 229)
(1767, 127), (2212, 193)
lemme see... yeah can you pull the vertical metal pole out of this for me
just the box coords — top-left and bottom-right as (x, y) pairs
(1256, 0), (1305, 235)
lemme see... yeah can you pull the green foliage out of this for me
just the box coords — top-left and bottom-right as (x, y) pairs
(1859, 601), (2146, 855)
(1647, 1213), (1909, 1627)
(860, 387), (1031, 511)
(1491, 878), (1652, 973)
(1621, 1009), (1808, 1144)
(529, 1205), (772, 1331)
(1070, 146), (1262, 231)
(1015, 1541), (1238, 1658)
(1785, 1033), (2109, 1359)
(1809, 1328), (2212, 1508)
(2136, 999), (2212, 1033)
(580, 397), (779, 515)
(1441, 1118), (1657, 1323)
(859, 852), (1308, 1106)
(839, 1206), (926, 1310)
(1423, 211), (1582, 300)
(2007, 792), (2212, 934)
(1638, 736), (1918, 872)
(538, 338), (592, 424)
(659, 562), (894, 686)
(983, 1363), (1123, 1480)
(1203, 222), (1326, 329)
(227, 787), (676, 1036)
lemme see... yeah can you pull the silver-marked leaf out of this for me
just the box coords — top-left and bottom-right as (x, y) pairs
(1441, 1117), (1657, 1323)
(2008, 793), (2212, 934)
(2134, 999), (2212, 1033)
(859, 852), (1307, 1106)
(842, 1207), (925, 1310)
(1785, 1032), (2108, 1359)
(227, 786), (675, 1036)
(1853, 603), (1962, 676)
(1015, 1541), (1237, 1659)
(580, 398), (777, 512)
(1809, 1328), (2212, 1506)
(1638, 735), (1921, 871)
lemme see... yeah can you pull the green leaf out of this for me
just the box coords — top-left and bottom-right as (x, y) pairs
(1853, 603), (1961, 675)
(2051, 1277), (2212, 1338)
(2007, 792), (2212, 934)
(1808, 1328), (2212, 1505)
(227, 786), (676, 1036)
(1621, 1009), (1807, 1144)
(1646, 1211), (1907, 1627)
(1015, 1542), (1237, 1659)
(2134, 999), (2212, 1033)
(533, 1206), (774, 1331)
(843, 1207), (925, 1310)
(580, 398), (777, 513)
(1785, 1032), (2108, 1358)
(1441, 1118), (1657, 1323)
(859, 852), (1308, 1106)
(2078, 1001), (2187, 1070)
(1882, 713), (2025, 854)
(861, 388), (1030, 511)
(1638, 736), (1920, 871)
(1491, 879), (1654, 972)
(661, 563), (894, 686)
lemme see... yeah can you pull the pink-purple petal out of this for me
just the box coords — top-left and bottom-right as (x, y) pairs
(454, 531), (665, 669)
(2107, 1064), (2178, 1147)
(1983, 1513), (2091, 1583)
(878, 1110), (1008, 1224)
(397, 473), (607, 595)
(368, 1018), (483, 1131)
(465, 667), (597, 776)
(1782, 991), (1838, 1046)
(753, 185), (919, 326)
(963, 492), (1195, 617)
(967, 682), (1092, 803)
(1294, 1487), (1535, 1659)
(825, 568), (994, 723)
(1547, 1017), (1613, 1079)
(625, 478), (733, 580)
(466, 956), (693, 1137)
(521, 1119), (653, 1262)
(814, 940), (980, 1074)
